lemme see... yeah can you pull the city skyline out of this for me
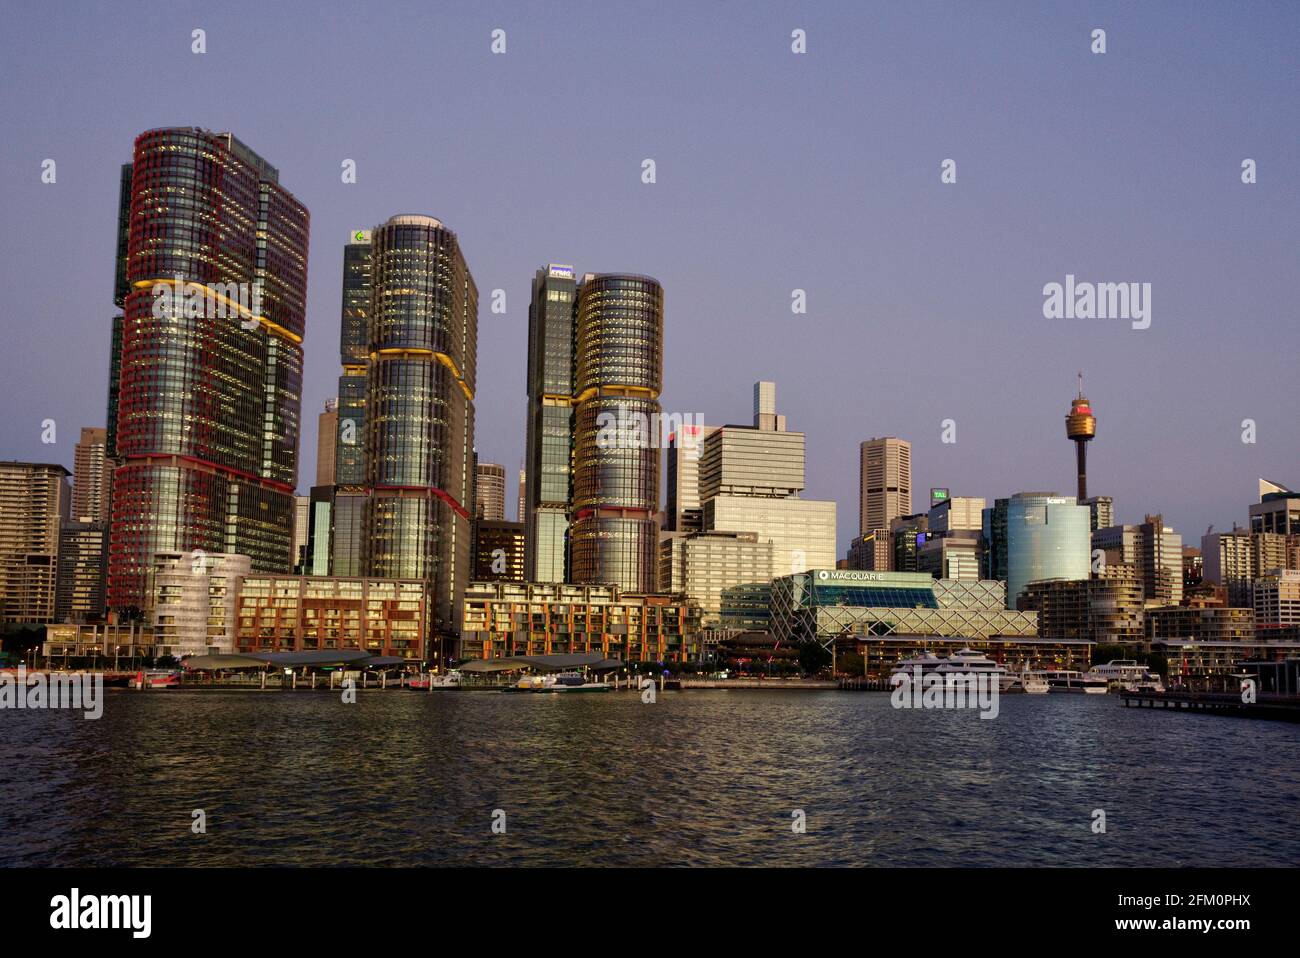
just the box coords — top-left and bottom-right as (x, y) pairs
(2, 2), (1296, 560)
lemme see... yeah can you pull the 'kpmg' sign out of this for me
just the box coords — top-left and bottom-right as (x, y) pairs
(548, 264), (575, 279)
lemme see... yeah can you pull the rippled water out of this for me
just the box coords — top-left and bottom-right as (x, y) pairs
(2, 689), (1297, 866)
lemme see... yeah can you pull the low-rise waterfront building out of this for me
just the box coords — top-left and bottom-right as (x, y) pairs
(461, 581), (702, 663)
(235, 575), (428, 660)
(768, 569), (1039, 649)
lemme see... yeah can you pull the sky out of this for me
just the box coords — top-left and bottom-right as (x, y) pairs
(1, 0), (1296, 556)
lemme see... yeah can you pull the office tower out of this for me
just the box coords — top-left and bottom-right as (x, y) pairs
(1251, 479), (1299, 535)
(334, 232), (371, 488)
(149, 551), (250, 656)
(55, 520), (109, 623)
(317, 399), (338, 487)
(473, 520), (525, 582)
(665, 423), (716, 532)
(72, 427), (112, 522)
(847, 529), (892, 571)
(753, 380), (786, 432)
(660, 531), (773, 628)
(927, 496), (985, 534)
(1082, 495), (1113, 532)
(1004, 492), (1091, 608)
(890, 513), (929, 573)
(303, 485), (333, 576)
(569, 273), (663, 593)
(917, 536), (980, 580)
(0, 462), (70, 625)
(360, 215), (477, 656)
(698, 383), (836, 577)
(1093, 514), (1184, 605)
(291, 495), (311, 573)
(107, 128), (309, 611)
(981, 497), (1010, 581)
(1065, 375), (1096, 501)
(860, 437), (911, 535)
(475, 463), (507, 521)
(523, 265), (577, 581)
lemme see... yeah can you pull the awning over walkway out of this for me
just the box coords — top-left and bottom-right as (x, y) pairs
(181, 651), (414, 670)
(457, 653), (624, 674)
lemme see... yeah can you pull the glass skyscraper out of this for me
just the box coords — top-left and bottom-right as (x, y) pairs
(1004, 492), (1091, 608)
(523, 265), (577, 582)
(360, 215), (477, 655)
(107, 129), (309, 611)
(569, 273), (663, 593)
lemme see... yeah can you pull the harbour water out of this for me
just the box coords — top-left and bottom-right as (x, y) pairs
(2, 690), (1297, 867)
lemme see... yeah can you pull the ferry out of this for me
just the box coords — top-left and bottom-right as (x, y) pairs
(1028, 669), (1109, 694)
(1087, 660), (1165, 692)
(128, 670), (180, 689)
(409, 670), (462, 690)
(505, 671), (610, 693)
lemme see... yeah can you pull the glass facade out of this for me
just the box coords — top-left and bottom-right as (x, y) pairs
(360, 215), (476, 652)
(569, 273), (663, 593)
(1004, 493), (1091, 608)
(523, 266), (577, 582)
(107, 128), (309, 611)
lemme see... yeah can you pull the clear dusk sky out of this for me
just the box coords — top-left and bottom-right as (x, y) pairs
(1, 0), (1296, 554)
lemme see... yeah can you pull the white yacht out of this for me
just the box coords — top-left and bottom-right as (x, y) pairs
(1018, 672), (1050, 694)
(889, 651), (944, 679)
(892, 649), (1012, 692)
(1029, 669), (1109, 694)
(1087, 660), (1164, 692)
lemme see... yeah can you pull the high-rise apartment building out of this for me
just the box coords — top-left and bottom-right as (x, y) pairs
(149, 551), (250, 657)
(1019, 563), (1145, 644)
(475, 463), (507, 521)
(72, 427), (113, 523)
(523, 265), (577, 582)
(1093, 514), (1184, 606)
(360, 215), (477, 657)
(860, 437), (911, 535)
(0, 462), (70, 625)
(473, 520), (525, 582)
(107, 128), (309, 610)
(569, 273), (663, 593)
(1082, 495), (1114, 532)
(55, 520), (109, 623)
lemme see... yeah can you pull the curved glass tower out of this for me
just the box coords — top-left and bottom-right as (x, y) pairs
(108, 128), (309, 611)
(361, 215), (477, 651)
(1005, 492), (1091, 608)
(569, 273), (662, 592)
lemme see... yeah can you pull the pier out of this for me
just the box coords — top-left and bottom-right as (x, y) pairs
(1120, 689), (1300, 723)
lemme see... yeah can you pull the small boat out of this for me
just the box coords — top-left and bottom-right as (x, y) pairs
(410, 670), (462, 690)
(505, 671), (611, 693)
(128, 670), (180, 689)
(1019, 672), (1050, 694)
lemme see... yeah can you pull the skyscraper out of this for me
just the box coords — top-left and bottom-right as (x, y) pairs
(72, 426), (112, 522)
(860, 437), (912, 535)
(475, 462), (507, 521)
(664, 423), (716, 533)
(1004, 492), (1091, 608)
(569, 273), (663, 593)
(360, 215), (476, 656)
(316, 399), (338, 488)
(523, 265), (577, 582)
(107, 128), (309, 610)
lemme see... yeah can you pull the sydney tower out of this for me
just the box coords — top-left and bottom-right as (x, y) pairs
(1065, 374), (1096, 501)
